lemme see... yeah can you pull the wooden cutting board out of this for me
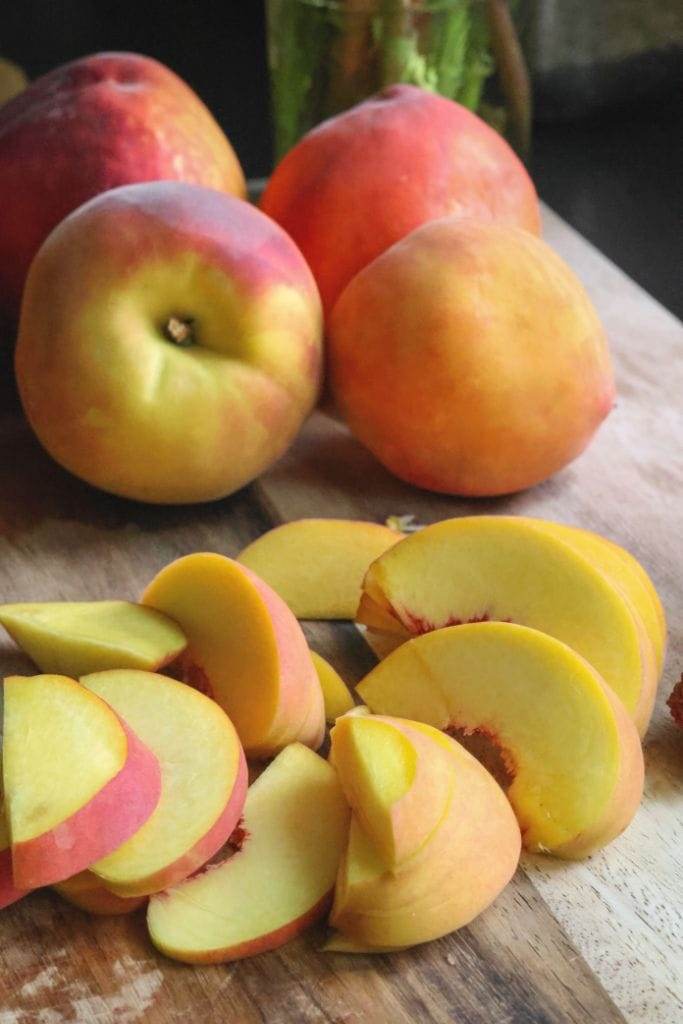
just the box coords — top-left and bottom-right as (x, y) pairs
(0, 206), (681, 1024)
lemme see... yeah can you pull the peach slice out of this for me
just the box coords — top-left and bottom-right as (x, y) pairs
(142, 553), (325, 759)
(0, 804), (26, 909)
(358, 516), (657, 734)
(81, 670), (247, 897)
(3, 674), (161, 888)
(53, 872), (146, 916)
(330, 715), (454, 868)
(358, 622), (644, 858)
(147, 743), (350, 963)
(0, 600), (186, 677)
(237, 519), (401, 619)
(311, 651), (355, 722)
(329, 724), (520, 950)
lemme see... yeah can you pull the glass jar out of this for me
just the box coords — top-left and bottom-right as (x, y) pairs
(266, 0), (530, 159)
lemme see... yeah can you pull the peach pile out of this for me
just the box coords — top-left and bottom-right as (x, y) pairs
(4, 59), (613, 502)
(0, 512), (664, 963)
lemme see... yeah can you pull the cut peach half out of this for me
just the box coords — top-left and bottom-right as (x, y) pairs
(530, 521), (666, 674)
(147, 743), (350, 963)
(142, 553), (325, 759)
(237, 518), (401, 619)
(329, 727), (520, 950)
(358, 622), (644, 858)
(358, 516), (657, 734)
(0, 600), (186, 677)
(330, 715), (454, 868)
(311, 651), (355, 722)
(3, 674), (161, 889)
(53, 871), (146, 916)
(0, 803), (26, 909)
(82, 670), (247, 897)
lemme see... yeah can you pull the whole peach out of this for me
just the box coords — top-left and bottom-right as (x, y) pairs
(0, 52), (246, 326)
(261, 84), (540, 316)
(328, 218), (615, 496)
(15, 182), (322, 504)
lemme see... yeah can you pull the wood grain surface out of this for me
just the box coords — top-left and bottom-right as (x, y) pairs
(0, 206), (680, 1023)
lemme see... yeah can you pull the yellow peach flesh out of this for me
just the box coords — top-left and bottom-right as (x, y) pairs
(83, 670), (246, 897)
(0, 600), (186, 677)
(310, 651), (355, 721)
(141, 553), (325, 759)
(3, 674), (126, 842)
(147, 744), (350, 963)
(238, 518), (401, 619)
(330, 715), (454, 867)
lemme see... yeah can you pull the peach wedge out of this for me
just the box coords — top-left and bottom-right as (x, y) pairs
(238, 519), (401, 619)
(311, 651), (355, 722)
(358, 516), (658, 734)
(82, 670), (247, 897)
(357, 622), (644, 858)
(147, 743), (350, 963)
(53, 872), (147, 916)
(329, 717), (520, 950)
(0, 600), (186, 677)
(142, 553), (325, 759)
(3, 674), (161, 888)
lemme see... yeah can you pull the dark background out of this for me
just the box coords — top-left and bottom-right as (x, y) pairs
(3, 0), (681, 317)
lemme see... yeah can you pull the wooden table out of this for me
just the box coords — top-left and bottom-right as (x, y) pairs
(0, 207), (681, 1024)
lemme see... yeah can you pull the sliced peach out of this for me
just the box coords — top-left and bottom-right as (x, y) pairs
(311, 651), (355, 722)
(53, 872), (146, 916)
(330, 715), (454, 867)
(147, 743), (350, 963)
(329, 727), (520, 950)
(358, 516), (657, 734)
(81, 670), (247, 897)
(358, 622), (644, 858)
(237, 518), (401, 619)
(0, 600), (186, 676)
(3, 674), (161, 888)
(142, 553), (325, 759)
(0, 804), (26, 909)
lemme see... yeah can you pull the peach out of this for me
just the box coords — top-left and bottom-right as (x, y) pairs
(3, 674), (161, 888)
(329, 218), (615, 496)
(15, 182), (322, 504)
(261, 84), (540, 316)
(238, 518), (401, 619)
(0, 600), (186, 677)
(310, 651), (355, 722)
(0, 51), (245, 325)
(329, 718), (520, 950)
(142, 553), (325, 759)
(358, 516), (657, 734)
(147, 743), (350, 963)
(358, 622), (645, 857)
(82, 670), (247, 897)
(53, 872), (146, 916)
